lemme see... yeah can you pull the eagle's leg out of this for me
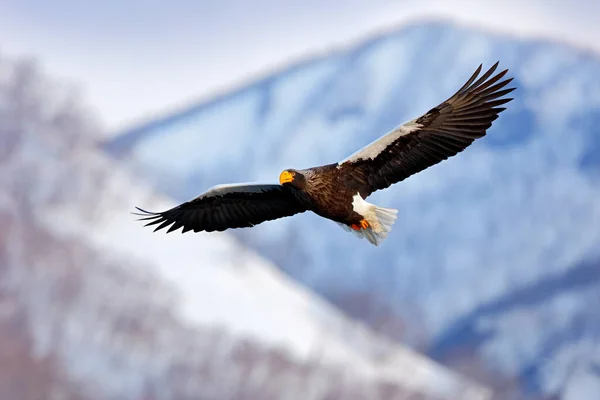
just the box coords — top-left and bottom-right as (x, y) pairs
(350, 219), (370, 231)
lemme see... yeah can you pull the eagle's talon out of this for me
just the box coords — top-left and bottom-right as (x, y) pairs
(350, 220), (370, 230)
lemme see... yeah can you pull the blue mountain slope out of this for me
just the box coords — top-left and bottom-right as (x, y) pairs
(106, 22), (600, 398)
(432, 258), (600, 396)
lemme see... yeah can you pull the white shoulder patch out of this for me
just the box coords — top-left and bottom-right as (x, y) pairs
(351, 193), (373, 216)
(198, 182), (273, 199)
(338, 118), (421, 166)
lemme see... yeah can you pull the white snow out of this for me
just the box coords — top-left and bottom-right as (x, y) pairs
(0, 42), (493, 399)
(339, 119), (421, 164)
(37, 154), (490, 399)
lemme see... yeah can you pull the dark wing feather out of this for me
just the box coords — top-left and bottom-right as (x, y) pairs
(134, 184), (308, 233)
(339, 62), (515, 196)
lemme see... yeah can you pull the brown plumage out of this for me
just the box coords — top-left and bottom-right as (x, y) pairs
(135, 62), (515, 246)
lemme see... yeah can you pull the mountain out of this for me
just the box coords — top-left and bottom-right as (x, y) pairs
(105, 21), (600, 399)
(0, 49), (489, 399)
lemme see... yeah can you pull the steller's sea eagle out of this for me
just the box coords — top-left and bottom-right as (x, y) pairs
(135, 62), (515, 246)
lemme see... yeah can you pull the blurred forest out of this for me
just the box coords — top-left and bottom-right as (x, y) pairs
(0, 48), (476, 400)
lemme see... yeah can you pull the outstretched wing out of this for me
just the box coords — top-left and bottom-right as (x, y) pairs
(338, 62), (515, 197)
(134, 183), (308, 233)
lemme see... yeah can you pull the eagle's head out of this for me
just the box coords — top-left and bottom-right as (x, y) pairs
(279, 169), (306, 189)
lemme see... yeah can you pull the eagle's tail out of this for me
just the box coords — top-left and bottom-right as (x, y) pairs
(373, 205), (398, 234)
(336, 205), (398, 246)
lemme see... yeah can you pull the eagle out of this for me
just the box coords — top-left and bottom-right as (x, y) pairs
(135, 62), (515, 246)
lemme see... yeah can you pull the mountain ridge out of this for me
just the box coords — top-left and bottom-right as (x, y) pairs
(105, 18), (600, 150)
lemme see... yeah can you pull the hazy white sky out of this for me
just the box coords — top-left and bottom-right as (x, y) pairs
(1, 0), (598, 134)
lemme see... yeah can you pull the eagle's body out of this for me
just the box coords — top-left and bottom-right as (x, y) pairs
(136, 62), (515, 246)
(293, 165), (359, 223)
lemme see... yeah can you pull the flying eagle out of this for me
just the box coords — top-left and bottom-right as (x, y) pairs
(135, 62), (515, 246)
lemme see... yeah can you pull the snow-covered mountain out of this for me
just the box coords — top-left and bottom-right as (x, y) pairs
(105, 21), (600, 399)
(0, 49), (488, 399)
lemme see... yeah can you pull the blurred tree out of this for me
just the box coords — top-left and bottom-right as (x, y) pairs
(0, 51), (106, 218)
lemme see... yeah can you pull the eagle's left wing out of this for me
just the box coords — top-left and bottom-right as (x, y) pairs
(338, 62), (515, 197)
(134, 183), (308, 233)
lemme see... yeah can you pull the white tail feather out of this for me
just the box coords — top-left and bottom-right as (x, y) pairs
(336, 203), (398, 246)
(373, 205), (398, 234)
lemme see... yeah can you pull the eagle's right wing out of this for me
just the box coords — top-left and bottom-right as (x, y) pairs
(338, 62), (515, 197)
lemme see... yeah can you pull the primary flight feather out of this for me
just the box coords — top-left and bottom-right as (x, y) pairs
(135, 62), (515, 246)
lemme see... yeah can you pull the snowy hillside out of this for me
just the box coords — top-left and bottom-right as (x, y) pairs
(105, 21), (600, 399)
(0, 50), (488, 399)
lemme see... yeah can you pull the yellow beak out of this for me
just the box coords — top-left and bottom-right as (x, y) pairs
(279, 170), (294, 184)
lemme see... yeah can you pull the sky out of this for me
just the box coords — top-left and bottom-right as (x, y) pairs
(1, 0), (599, 135)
